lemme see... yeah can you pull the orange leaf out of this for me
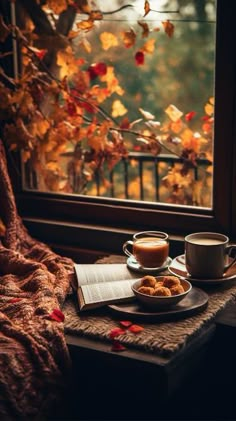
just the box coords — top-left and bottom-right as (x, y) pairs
(144, 0), (151, 17)
(128, 324), (144, 334)
(76, 19), (94, 31)
(90, 10), (103, 21)
(162, 20), (175, 38)
(46, 0), (67, 14)
(121, 29), (136, 48)
(138, 21), (149, 38)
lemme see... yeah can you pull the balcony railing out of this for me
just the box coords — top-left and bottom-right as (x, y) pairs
(92, 152), (211, 202)
(23, 152), (211, 204)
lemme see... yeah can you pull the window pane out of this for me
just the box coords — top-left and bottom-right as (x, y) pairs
(17, 1), (215, 208)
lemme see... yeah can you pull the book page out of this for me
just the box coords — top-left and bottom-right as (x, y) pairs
(81, 279), (136, 305)
(74, 263), (139, 286)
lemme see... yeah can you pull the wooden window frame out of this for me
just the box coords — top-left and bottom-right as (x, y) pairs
(7, 0), (236, 255)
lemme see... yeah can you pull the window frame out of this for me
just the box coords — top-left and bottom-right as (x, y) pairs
(8, 0), (236, 253)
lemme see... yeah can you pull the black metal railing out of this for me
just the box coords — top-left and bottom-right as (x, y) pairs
(93, 152), (211, 201)
(23, 152), (211, 203)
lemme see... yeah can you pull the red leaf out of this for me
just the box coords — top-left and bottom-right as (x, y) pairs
(111, 340), (126, 352)
(202, 115), (210, 121)
(135, 51), (145, 66)
(35, 49), (47, 60)
(67, 100), (77, 116)
(9, 298), (22, 303)
(109, 327), (125, 339)
(87, 62), (107, 80)
(47, 309), (65, 322)
(128, 324), (144, 334)
(119, 320), (132, 328)
(185, 111), (196, 122)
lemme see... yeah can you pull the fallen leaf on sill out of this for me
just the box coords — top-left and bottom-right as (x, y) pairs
(128, 324), (144, 334)
(109, 327), (126, 339)
(111, 340), (126, 352)
(47, 308), (65, 322)
(119, 320), (132, 328)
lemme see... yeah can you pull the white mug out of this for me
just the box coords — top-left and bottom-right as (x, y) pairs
(185, 232), (236, 278)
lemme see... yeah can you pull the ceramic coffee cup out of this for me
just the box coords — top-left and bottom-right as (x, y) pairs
(123, 231), (169, 268)
(185, 232), (236, 278)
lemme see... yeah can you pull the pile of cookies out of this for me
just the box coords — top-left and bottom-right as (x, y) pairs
(138, 275), (185, 297)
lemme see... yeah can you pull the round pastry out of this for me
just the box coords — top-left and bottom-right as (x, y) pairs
(153, 286), (171, 297)
(138, 286), (155, 295)
(163, 276), (180, 288)
(170, 284), (185, 296)
(140, 275), (157, 288)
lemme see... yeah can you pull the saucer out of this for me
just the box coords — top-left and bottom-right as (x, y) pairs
(168, 255), (236, 285)
(127, 256), (172, 274)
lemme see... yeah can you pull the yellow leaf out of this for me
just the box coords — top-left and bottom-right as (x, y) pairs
(100, 66), (124, 96)
(112, 100), (128, 118)
(100, 32), (119, 50)
(165, 104), (183, 122)
(205, 102), (214, 116)
(141, 38), (155, 54)
(57, 46), (79, 78)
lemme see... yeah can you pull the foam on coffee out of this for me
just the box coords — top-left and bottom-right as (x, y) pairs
(133, 237), (169, 267)
(189, 237), (224, 245)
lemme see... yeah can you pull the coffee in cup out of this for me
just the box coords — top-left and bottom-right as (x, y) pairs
(123, 231), (169, 268)
(185, 232), (236, 278)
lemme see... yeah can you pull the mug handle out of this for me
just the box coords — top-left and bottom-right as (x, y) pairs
(123, 240), (134, 258)
(224, 244), (236, 272)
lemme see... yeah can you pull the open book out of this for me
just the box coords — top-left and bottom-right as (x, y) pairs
(74, 263), (141, 311)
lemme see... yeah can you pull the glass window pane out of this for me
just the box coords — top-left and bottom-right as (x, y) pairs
(16, 1), (216, 208)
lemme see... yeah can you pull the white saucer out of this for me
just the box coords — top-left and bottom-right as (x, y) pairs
(127, 256), (172, 274)
(168, 254), (236, 285)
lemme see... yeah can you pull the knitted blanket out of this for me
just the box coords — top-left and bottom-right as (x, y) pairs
(0, 140), (76, 419)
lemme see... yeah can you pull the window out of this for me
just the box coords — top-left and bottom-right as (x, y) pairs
(1, 0), (236, 254)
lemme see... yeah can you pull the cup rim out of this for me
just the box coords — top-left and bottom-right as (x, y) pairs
(185, 231), (229, 245)
(133, 231), (168, 240)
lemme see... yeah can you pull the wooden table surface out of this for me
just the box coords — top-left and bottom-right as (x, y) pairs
(58, 255), (236, 420)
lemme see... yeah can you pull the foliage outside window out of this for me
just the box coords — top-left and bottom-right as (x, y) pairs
(0, 0), (215, 209)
